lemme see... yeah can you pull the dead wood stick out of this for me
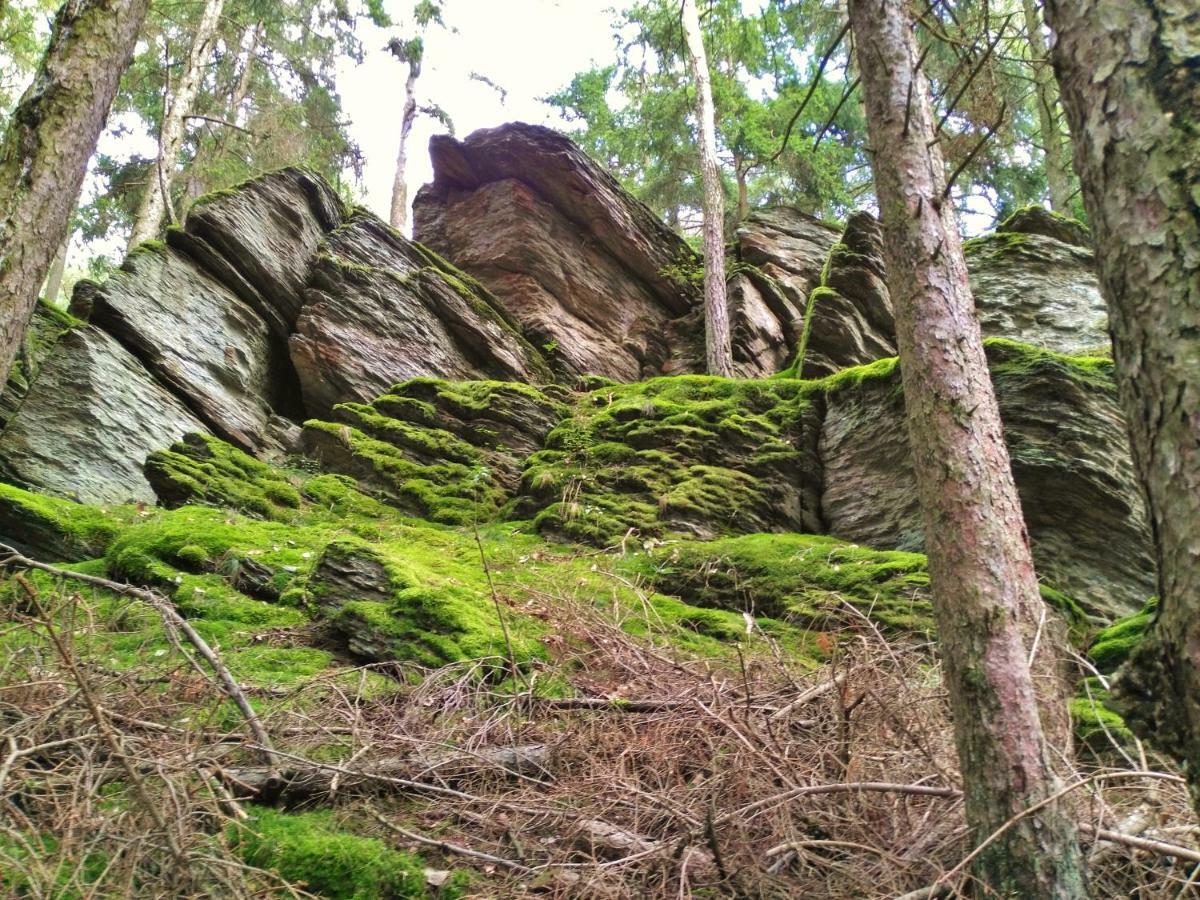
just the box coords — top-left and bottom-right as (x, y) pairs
(717, 781), (962, 826)
(535, 697), (695, 712)
(369, 809), (533, 873)
(769, 672), (847, 720)
(1078, 822), (1200, 864)
(0, 543), (277, 772)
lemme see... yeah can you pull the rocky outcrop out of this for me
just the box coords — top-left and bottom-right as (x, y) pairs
(819, 341), (1153, 620)
(968, 208), (1107, 355)
(289, 213), (551, 415)
(414, 124), (699, 380)
(0, 327), (207, 505)
(728, 208), (839, 377)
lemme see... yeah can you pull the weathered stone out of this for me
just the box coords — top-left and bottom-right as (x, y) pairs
(792, 213), (897, 378)
(996, 205), (1092, 248)
(731, 207), (840, 376)
(290, 212), (551, 416)
(819, 342), (1154, 619)
(80, 244), (294, 453)
(0, 327), (207, 505)
(182, 167), (344, 327)
(0, 481), (120, 562)
(967, 226), (1108, 355)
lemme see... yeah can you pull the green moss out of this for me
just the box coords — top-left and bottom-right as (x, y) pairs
(145, 433), (302, 520)
(0, 481), (123, 559)
(781, 286), (840, 379)
(1071, 680), (1135, 750)
(126, 238), (168, 258)
(230, 809), (432, 900)
(1089, 597), (1157, 673)
(518, 375), (819, 545)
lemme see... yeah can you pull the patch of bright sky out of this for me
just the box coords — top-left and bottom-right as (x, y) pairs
(339, 0), (618, 230)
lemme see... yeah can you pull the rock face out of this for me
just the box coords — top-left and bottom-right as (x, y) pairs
(290, 213), (550, 416)
(968, 208), (1108, 355)
(414, 124), (698, 380)
(0, 328), (207, 505)
(818, 341), (1153, 619)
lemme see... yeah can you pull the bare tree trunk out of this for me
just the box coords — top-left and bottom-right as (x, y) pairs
(127, 0), (225, 249)
(847, 0), (1088, 894)
(1046, 0), (1200, 815)
(681, 0), (733, 377)
(1021, 0), (1072, 212)
(0, 0), (150, 392)
(734, 162), (749, 225)
(42, 236), (68, 306)
(389, 59), (420, 232)
(228, 20), (261, 127)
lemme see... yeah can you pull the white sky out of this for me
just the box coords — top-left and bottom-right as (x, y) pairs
(339, 0), (618, 226)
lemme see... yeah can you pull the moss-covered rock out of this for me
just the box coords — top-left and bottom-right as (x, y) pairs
(145, 432), (302, 520)
(303, 378), (568, 525)
(0, 481), (123, 561)
(515, 376), (823, 545)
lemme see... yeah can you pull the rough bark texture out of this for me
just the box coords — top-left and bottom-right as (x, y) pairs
(127, 0), (225, 249)
(1021, 0), (1073, 213)
(1045, 0), (1200, 810)
(0, 0), (150, 392)
(42, 238), (67, 306)
(848, 0), (1087, 894)
(390, 59), (420, 231)
(681, 0), (733, 377)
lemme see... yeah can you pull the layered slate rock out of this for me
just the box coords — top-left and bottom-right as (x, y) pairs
(819, 341), (1153, 619)
(968, 207), (1107, 355)
(514, 377), (825, 544)
(784, 212), (896, 378)
(413, 124), (699, 380)
(303, 378), (569, 524)
(728, 208), (840, 377)
(290, 212), (552, 415)
(0, 328), (207, 505)
(0, 303), (77, 431)
(77, 244), (295, 454)
(180, 166), (345, 329)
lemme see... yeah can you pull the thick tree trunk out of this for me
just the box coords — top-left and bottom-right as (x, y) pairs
(0, 0), (150, 392)
(848, 0), (1087, 894)
(42, 236), (68, 306)
(127, 0), (225, 249)
(389, 60), (420, 232)
(1045, 0), (1200, 814)
(1021, 0), (1072, 213)
(681, 0), (733, 377)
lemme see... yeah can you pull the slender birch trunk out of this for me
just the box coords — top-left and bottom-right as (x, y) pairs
(42, 237), (68, 305)
(681, 0), (733, 377)
(847, 0), (1088, 893)
(1046, 0), (1200, 816)
(1021, 0), (1072, 212)
(389, 57), (420, 232)
(127, 0), (225, 249)
(0, 0), (150, 391)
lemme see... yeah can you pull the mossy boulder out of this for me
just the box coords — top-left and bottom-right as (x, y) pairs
(145, 432), (302, 520)
(0, 481), (123, 561)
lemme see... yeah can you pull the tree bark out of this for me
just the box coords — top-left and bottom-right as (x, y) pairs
(1021, 0), (1072, 213)
(1045, 0), (1200, 814)
(847, 0), (1087, 895)
(0, 0), (150, 392)
(681, 0), (733, 377)
(127, 0), (225, 249)
(389, 58), (420, 232)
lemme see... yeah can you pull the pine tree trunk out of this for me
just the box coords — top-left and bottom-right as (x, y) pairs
(681, 0), (733, 377)
(42, 236), (68, 306)
(0, 0), (150, 392)
(847, 0), (1088, 894)
(1046, 0), (1200, 814)
(1021, 0), (1072, 212)
(389, 59), (420, 232)
(127, 0), (225, 249)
